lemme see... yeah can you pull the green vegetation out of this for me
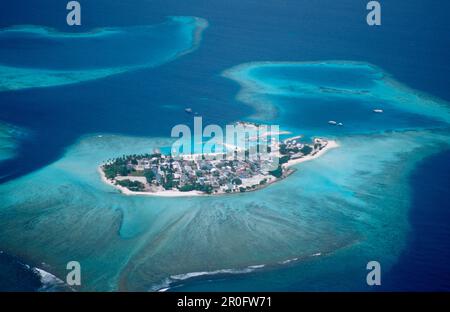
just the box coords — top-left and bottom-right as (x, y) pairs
(178, 183), (213, 194)
(103, 162), (128, 179)
(144, 170), (155, 183)
(232, 178), (242, 185)
(280, 141), (315, 156)
(179, 184), (195, 192)
(115, 179), (145, 192)
(279, 143), (288, 155)
(300, 145), (313, 155)
(279, 155), (290, 165)
(269, 165), (283, 178)
(197, 184), (213, 194)
(162, 173), (175, 190)
(101, 137), (325, 195)
(102, 153), (161, 179)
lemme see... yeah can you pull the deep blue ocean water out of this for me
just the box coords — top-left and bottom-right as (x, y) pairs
(382, 150), (450, 291)
(0, 0), (449, 291)
(1, 0), (449, 182)
(168, 149), (450, 292)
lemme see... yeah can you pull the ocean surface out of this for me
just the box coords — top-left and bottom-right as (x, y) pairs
(0, 0), (449, 291)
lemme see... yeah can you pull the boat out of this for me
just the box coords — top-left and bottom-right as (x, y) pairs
(185, 108), (193, 113)
(328, 120), (337, 125)
(337, 122), (343, 126)
(373, 109), (383, 113)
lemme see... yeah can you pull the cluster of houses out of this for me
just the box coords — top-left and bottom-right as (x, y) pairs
(103, 136), (328, 195)
(125, 152), (277, 194)
(281, 136), (307, 159)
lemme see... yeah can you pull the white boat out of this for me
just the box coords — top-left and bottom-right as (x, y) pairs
(337, 122), (343, 126)
(185, 108), (193, 113)
(373, 109), (383, 113)
(328, 120), (337, 125)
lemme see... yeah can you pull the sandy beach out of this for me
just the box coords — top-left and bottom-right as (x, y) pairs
(284, 139), (339, 168)
(98, 167), (205, 197)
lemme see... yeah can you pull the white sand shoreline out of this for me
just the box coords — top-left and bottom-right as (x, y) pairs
(98, 139), (339, 197)
(98, 167), (205, 197)
(284, 139), (339, 168)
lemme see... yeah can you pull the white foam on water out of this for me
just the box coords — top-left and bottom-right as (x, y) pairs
(34, 268), (67, 292)
(150, 264), (267, 292)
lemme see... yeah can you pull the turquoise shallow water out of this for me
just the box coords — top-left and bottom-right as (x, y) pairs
(223, 62), (450, 137)
(1, 59), (450, 290)
(0, 127), (448, 290)
(0, 5), (449, 289)
(0, 16), (207, 91)
(0, 122), (28, 163)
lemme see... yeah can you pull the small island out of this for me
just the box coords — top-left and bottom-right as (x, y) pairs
(99, 135), (338, 196)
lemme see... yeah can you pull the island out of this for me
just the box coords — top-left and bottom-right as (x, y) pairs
(99, 135), (338, 196)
